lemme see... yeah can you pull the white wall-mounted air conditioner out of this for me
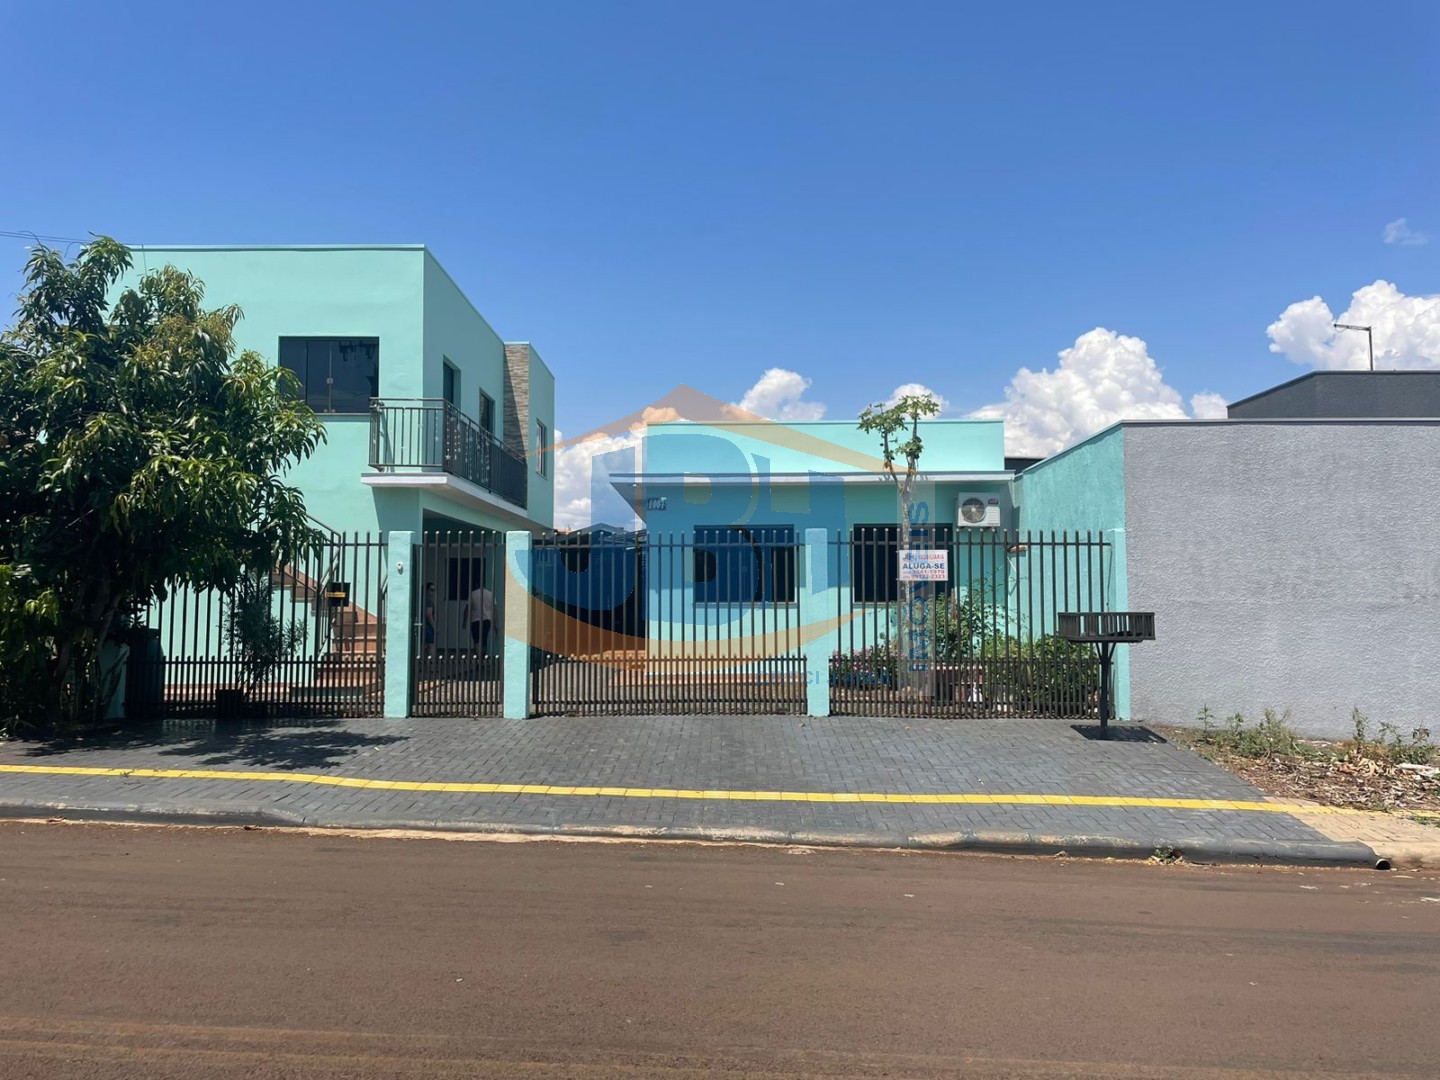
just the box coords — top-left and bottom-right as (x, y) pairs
(956, 494), (1002, 528)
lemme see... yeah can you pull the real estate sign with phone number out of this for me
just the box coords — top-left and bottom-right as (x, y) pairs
(898, 549), (948, 581)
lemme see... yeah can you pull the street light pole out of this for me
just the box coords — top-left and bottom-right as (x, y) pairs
(1333, 323), (1374, 371)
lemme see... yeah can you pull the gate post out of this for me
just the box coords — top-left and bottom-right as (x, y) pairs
(1103, 528), (1131, 721)
(800, 528), (836, 717)
(383, 530), (415, 719)
(503, 530), (532, 720)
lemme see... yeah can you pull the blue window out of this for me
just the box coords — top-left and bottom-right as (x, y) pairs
(693, 526), (796, 603)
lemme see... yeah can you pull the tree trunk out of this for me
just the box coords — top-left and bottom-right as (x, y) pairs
(894, 486), (934, 700)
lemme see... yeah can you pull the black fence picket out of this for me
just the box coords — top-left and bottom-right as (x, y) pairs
(124, 533), (386, 720)
(411, 532), (506, 717)
(528, 530), (805, 716)
(829, 529), (1108, 719)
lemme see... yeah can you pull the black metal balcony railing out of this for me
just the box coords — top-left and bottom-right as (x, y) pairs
(369, 398), (528, 510)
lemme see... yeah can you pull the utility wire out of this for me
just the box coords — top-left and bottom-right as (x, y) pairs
(0, 230), (93, 249)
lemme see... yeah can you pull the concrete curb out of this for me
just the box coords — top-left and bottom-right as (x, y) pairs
(0, 798), (1384, 868)
(1366, 842), (1440, 870)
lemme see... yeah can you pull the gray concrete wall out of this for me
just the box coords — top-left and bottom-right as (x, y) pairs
(1122, 421), (1440, 738)
(1228, 371), (1440, 419)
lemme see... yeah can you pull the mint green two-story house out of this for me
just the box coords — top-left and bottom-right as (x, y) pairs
(121, 244), (554, 538)
(115, 245), (556, 714)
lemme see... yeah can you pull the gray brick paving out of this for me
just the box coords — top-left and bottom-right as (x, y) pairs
(0, 715), (1335, 851)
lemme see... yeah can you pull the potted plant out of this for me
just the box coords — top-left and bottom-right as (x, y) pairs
(223, 571), (304, 719)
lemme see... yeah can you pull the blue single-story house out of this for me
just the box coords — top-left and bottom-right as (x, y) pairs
(587, 373), (1440, 736)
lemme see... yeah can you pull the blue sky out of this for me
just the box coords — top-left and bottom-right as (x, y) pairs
(3, 1), (1437, 516)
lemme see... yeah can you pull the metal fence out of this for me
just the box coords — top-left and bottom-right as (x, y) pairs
(529, 530), (806, 716)
(411, 532), (506, 717)
(829, 529), (1108, 719)
(124, 533), (387, 720)
(369, 398), (528, 508)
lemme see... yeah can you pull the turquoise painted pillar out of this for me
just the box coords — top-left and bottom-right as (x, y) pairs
(1104, 527), (1131, 721)
(800, 528), (837, 717)
(383, 530), (415, 719)
(503, 531), (532, 720)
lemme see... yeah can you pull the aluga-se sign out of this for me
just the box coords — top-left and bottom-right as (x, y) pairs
(898, 549), (948, 582)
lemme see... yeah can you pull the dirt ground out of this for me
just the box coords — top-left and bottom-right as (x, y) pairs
(1158, 724), (1440, 820)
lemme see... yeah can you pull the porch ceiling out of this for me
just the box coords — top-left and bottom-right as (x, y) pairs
(362, 472), (535, 530)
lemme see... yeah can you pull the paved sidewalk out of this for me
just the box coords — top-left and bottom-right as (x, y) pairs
(0, 715), (1422, 865)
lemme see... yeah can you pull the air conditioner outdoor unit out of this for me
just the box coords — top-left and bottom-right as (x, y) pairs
(956, 494), (1002, 529)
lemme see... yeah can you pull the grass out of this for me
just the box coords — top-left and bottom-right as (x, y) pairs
(1195, 706), (1314, 759)
(1348, 710), (1434, 766)
(1193, 706), (1435, 767)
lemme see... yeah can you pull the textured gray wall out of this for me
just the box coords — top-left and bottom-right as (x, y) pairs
(1123, 421), (1440, 738)
(1228, 372), (1440, 419)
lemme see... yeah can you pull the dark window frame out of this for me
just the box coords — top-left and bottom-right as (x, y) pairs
(535, 419), (549, 477)
(478, 390), (496, 437)
(692, 525), (798, 604)
(442, 361), (459, 408)
(278, 336), (379, 414)
(850, 523), (954, 604)
(446, 556), (487, 602)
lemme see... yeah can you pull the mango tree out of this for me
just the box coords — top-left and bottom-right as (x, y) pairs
(0, 238), (325, 732)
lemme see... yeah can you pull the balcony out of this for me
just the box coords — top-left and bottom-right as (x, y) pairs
(369, 398), (528, 510)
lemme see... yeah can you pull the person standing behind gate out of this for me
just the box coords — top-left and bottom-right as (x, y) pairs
(463, 580), (495, 657)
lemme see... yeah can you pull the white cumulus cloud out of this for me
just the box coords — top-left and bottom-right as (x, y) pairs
(1383, 218), (1428, 246)
(881, 382), (951, 412)
(1266, 280), (1440, 370)
(736, 368), (827, 421)
(1189, 391), (1229, 419)
(970, 328), (1219, 457)
(552, 431), (643, 531)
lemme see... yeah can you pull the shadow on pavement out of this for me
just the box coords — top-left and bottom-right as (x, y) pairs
(19, 719), (407, 771)
(1070, 724), (1168, 743)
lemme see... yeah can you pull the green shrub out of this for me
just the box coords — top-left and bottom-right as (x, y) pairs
(830, 640), (897, 689)
(0, 563), (62, 737)
(1004, 634), (1097, 710)
(224, 572), (305, 695)
(1350, 708), (1434, 766)
(934, 583), (1010, 662)
(1196, 706), (1308, 759)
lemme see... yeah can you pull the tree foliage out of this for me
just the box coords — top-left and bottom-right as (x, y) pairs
(857, 392), (942, 698)
(857, 393), (941, 541)
(225, 570), (305, 694)
(0, 238), (325, 732)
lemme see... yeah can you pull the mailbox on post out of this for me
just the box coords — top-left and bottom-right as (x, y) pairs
(1058, 612), (1155, 732)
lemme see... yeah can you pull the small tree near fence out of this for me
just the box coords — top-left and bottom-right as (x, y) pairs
(225, 570), (306, 699)
(858, 393), (942, 698)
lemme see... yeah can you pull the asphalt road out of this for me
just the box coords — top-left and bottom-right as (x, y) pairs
(2, 822), (1438, 1079)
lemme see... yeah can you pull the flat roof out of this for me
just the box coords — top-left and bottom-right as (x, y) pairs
(1117, 417), (1440, 429)
(647, 417), (1000, 427)
(1017, 415), (1440, 476)
(127, 243), (429, 252)
(130, 245), (553, 373)
(1227, 369), (1440, 410)
(611, 470), (1014, 493)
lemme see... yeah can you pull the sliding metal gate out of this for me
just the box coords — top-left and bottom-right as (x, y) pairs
(410, 532), (506, 717)
(529, 530), (806, 716)
(829, 529), (1108, 719)
(125, 533), (386, 720)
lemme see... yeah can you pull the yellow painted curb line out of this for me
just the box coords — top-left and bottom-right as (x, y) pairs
(0, 763), (1361, 815)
